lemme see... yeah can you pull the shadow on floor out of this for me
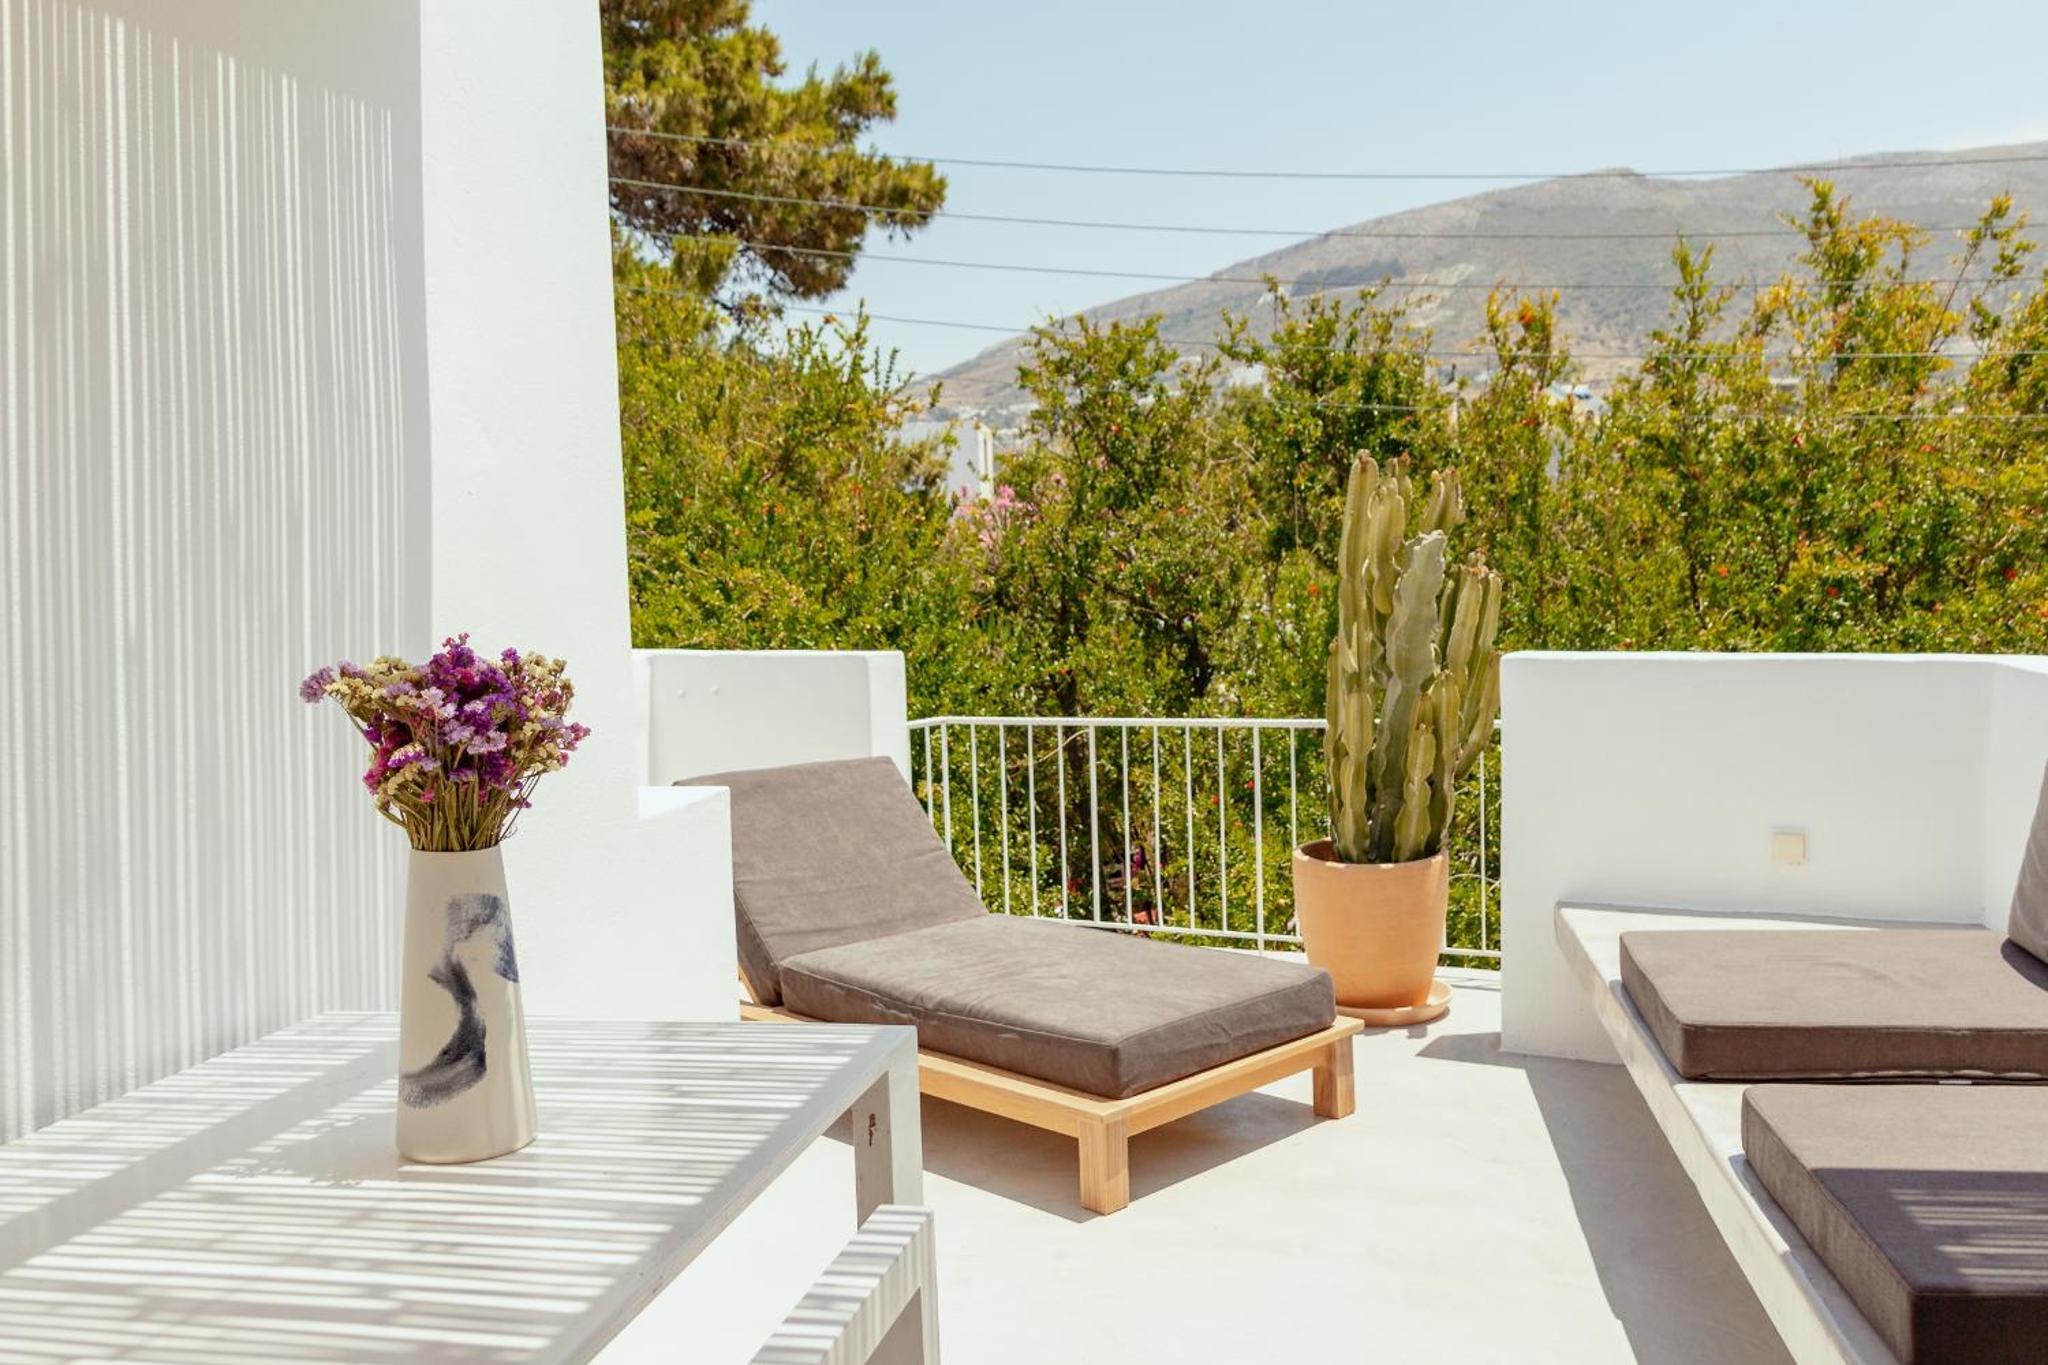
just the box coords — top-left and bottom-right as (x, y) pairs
(824, 1089), (1322, 1223)
(1419, 1031), (1795, 1365)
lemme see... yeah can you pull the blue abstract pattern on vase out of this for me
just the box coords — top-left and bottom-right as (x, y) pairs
(400, 893), (519, 1108)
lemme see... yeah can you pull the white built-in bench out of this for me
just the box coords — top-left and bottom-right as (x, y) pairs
(1554, 903), (1934, 1365)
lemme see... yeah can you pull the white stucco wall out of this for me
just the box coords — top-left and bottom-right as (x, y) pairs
(1, 0), (430, 1139)
(1502, 652), (2048, 1061)
(1981, 658), (2048, 924)
(638, 649), (911, 783)
(410, 0), (732, 1025)
(3, 0), (731, 1138)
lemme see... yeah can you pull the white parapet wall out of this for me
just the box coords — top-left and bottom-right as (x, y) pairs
(1502, 652), (2048, 1061)
(636, 649), (911, 784)
(2, 0), (736, 1139)
(411, 0), (734, 1025)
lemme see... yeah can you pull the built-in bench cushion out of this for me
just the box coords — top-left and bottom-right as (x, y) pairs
(2009, 761), (2048, 965)
(680, 757), (985, 1005)
(1744, 1085), (2048, 1364)
(779, 914), (1337, 1098)
(1620, 928), (2048, 1081)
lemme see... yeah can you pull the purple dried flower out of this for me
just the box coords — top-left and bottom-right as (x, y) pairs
(304, 633), (588, 851)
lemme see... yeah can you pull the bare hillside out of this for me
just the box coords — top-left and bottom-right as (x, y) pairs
(927, 142), (2048, 415)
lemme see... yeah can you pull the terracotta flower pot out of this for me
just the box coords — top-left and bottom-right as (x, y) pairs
(1292, 840), (1449, 1020)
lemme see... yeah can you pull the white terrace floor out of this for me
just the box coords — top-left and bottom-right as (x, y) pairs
(613, 971), (1796, 1365)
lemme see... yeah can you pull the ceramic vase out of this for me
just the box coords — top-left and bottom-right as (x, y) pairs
(396, 846), (536, 1163)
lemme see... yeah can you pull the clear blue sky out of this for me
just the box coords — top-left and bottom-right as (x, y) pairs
(755, 0), (2048, 381)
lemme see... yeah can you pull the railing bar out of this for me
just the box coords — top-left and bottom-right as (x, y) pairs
(909, 712), (1499, 970)
(1288, 728), (1298, 852)
(1060, 921), (1294, 945)
(1252, 726), (1266, 953)
(1056, 724), (1070, 919)
(969, 725), (984, 895)
(1027, 723), (1040, 919)
(921, 726), (936, 826)
(940, 724), (954, 852)
(1479, 747), (1490, 954)
(1151, 728), (1164, 922)
(1088, 727), (1103, 924)
(907, 714), (1325, 730)
(1183, 726), (1196, 930)
(1216, 725), (1228, 933)
(1121, 727), (1133, 927)
(998, 724), (1012, 916)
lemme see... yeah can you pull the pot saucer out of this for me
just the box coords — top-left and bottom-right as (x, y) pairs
(1335, 978), (1452, 1027)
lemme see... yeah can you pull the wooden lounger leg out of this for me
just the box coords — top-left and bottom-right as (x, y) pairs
(1078, 1116), (1129, 1215)
(1312, 1034), (1356, 1119)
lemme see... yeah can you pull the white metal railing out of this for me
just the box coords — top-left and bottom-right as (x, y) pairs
(907, 716), (1499, 963)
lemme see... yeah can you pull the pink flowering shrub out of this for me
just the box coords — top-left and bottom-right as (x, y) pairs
(951, 484), (1033, 589)
(301, 634), (590, 851)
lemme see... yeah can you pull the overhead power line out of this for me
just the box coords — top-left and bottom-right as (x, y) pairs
(712, 236), (2007, 294)
(1193, 396), (2048, 423)
(1269, 400), (2048, 423)
(618, 284), (2048, 365)
(607, 127), (2048, 182)
(609, 176), (1993, 242)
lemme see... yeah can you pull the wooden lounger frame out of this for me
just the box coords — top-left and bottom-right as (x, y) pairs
(740, 970), (1361, 1215)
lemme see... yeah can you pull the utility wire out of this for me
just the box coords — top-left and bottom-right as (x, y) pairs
(616, 313), (2048, 422)
(1179, 396), (2048, 422)
(712, 235), (2008, 294)
(606, 127), (2048, 183)
(610, 176), (1992, 242)
(618, 285), (2048, 363)
(1266, 399), (2048, 422)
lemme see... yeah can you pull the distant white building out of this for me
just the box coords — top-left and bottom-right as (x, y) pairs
(952, 420), (997, 500)
(900, 416), (1000, 502)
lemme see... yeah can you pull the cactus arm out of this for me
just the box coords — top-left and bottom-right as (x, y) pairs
(1324, 636), (1348, 849)
(1335, 455), (1373, 628)
(1365, 532), (1446, 860)
(1428, 674), (1461, 854)
(1328, 631), (1373, 862)
(1442, 565), (1483, 681)
(1456, 649), (1500, 779)
(1415, 467), (1466, 536)
(1391, 718), (1437, 863)
(1365, 481), (1404, 618)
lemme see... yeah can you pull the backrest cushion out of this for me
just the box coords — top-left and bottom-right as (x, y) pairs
(2010, 760), (2048, 965)
(680, 756), (986, 1004)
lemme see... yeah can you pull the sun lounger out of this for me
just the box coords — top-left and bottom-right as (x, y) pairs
(682, 756), (1361, 1214)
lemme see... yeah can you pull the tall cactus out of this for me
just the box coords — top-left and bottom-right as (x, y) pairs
(1324, 454), (1501, 864)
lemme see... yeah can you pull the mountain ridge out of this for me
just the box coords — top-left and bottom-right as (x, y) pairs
(924, 140), (2048, 415)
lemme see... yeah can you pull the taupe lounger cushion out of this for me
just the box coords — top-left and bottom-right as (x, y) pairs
(1744, 1085), (2048, 1364)
(680, 757), (984, 1005)
(1620, 928), (2048, 1081)
(2009, 760), (2048, 965)
(779, 914), (1336, 1098)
